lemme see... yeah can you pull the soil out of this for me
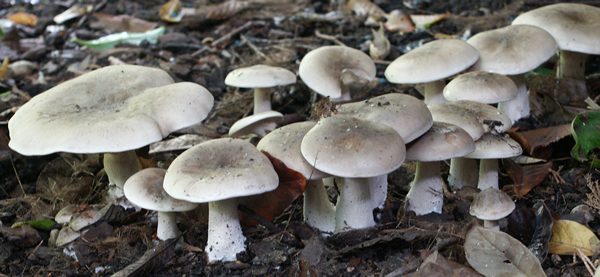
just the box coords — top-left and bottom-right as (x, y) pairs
(1, 0), (600, 276)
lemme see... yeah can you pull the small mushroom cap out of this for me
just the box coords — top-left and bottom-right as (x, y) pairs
(301, 115), (406, 178)
(256, 121), (330, 180)
(337, 93), (433, 143)
(123, 168), (199, 212)
(470, 188), (515, 220)
(428, 104), (485, 141)
(224, 65), (297, 88)
(228, 111), (283, 137)
(443, 71), (518, 104)
(512, 3), (600, 55)
(299, 46), (376, 98)
(55, 204), (79, 224)
(69, 204), (106, 231)
(384, 39), (479, 84)
(429, 101), (512, 135)
(467, 25), (557, 75)
(56, 226), (87, 247)
(163, 138), (279, 203)
(9, 65), (214, 155)
(406, 122), (475, 162)
(464, 133), (522, 159)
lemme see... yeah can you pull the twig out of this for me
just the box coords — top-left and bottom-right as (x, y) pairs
(10, 155), (25, 196)
(315, 30), (347, 47)
(191, 21), (266, 57)
(238, 204), (282, 233)
(240, 35), (270, 61)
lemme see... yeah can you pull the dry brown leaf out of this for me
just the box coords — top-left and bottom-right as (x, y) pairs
(504, 158), (552, 196)
(7, 12), (38, 26)
(519, 124), (571, 159)
(549, 219), (600, 256)
(405, 251), (482, 277)
(159, 0), (184, 23)
(0, 57), (9, 80)
(344, 0), (386, 26)
(464, 226), (545, 277)
(239, 152), (307, 227)
(92, 13), (158, 33)
(206, 0), (250, 21)
(384, 9), (415, 32)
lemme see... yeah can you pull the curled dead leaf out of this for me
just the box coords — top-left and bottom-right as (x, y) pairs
(8, 12), (38, 26)
(159, 0), (184, 23)
(206, 0), (250, 21)
(549, 219), (600, 256)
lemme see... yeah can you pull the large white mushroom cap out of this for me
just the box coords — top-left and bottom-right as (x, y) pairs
(8, 65), (214, 155)
(225, 64), (296, 88)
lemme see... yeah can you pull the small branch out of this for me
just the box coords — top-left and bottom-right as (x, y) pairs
(191, 21), (266, 57)
(315, 30), (347, 47)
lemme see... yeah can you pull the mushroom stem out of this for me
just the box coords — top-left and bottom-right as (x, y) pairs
(448, 157), (478, 189)
(206, 198), (246, 262)
(253, 87), (272, 114)
(335, 177), (376, 231)
(405, 161), (443, 215)
(421, 80), (448, 105)
(557, 50), (588, 80)
(497, 74), (528, 123)
(478, 159), (499, 190)
(303, 179), (336, 233)
(104, 150), (141, 202)
(483, 219), (500, 230)
(369, 174), (388, 210)
(157, 211), (180, 240)
(332, 83), (352, 102)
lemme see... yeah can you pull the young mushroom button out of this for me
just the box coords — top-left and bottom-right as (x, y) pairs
(7, 65), (214, 206)
(163, 138), (279, 263)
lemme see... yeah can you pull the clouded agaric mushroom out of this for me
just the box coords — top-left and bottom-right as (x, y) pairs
(301, 115), (405, 231)
(257, 121), (336, 233)
(467, 25), (557, 122)
(405, 122), (475, 215)
(225, 65), (296, 114)
(123, 168), (198, 240)
(299, 46), (376, 101)
(443, 71), (517, 104)
(385, 39), (479, 105)
(512, 3), (600, 80)
(228, 110), (284, 138)
(470, 187), (515, 230)
(163, 138), (278, 262)
(337, 93), (432, 208)
(8, 65), (214, 205)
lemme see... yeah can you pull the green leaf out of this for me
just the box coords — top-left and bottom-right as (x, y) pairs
(571, 111), (600, 168)
(26, 219), (56, 230)
(11, 222), (25, 228)
(71, 26), (166, 50)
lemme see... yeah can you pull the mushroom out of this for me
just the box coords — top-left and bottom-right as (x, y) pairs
(405, 122), (475, 215)
(256, 121), (336, 233)
(163, 138), (279, 262)
(466, 25), (557, 122)
(228, 110), (283, 138)
(224, 65), (296, 114)
(123, 168), (199, 240)
(7, 65), (214, 205)
(512, 3), (600, 80)
(336, 93), (433, 208)
(463, 133), (522, 190)
(301, 115), (405, 231)
(469, 187), (515, 230)
(385, 39), (479, 105)
(443, 71), (518, 104)
(299, 46), (376, 101)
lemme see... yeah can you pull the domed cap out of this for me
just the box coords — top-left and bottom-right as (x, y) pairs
(228, 111), (283, 137)
(428, 104), (485, 141)
(123, 168), (199, 212)
(443, 71), (518, 104)
(256, 121), (329, 180)
(163, 138), (279, 203)
(299, 46), (376, 98)
(467, 25), (557, 75)
(300, 115), (406, 178)
(406, 122), (475, 162)
(429, 101), (512, 135)
(337, 93), (433, 143)
(9, 65), (214, 155)
(512, 3), (600, 55)
(464, 133), (522, 159)
(384, 39), (479, 84)
(470, 187), (515, 220)
(225, 65), (297, 88)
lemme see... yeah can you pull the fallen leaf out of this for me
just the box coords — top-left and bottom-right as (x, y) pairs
(239, 152), (307, 227)
(410, 12), (450, 29)
(571, 111), (600, 168)
(7, 12), (38, 26)
(344, 0), (387, 26)
(464, 226), (545, 277)
(92, 13), (158, 33)
(71, 26), (166, 50)
(518, 124), (571, 159)
(504, 158), (552, 196)
(384, 9), (415, 32)
(549, 219), (600, 256)
(507, 207), (536, 246)
(0, 57), (9, 80)
(404, 251), (482, 277)
(206, 0), (250, 21)
(528, 203), (554, 262)
(54, 5), (92, 24)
